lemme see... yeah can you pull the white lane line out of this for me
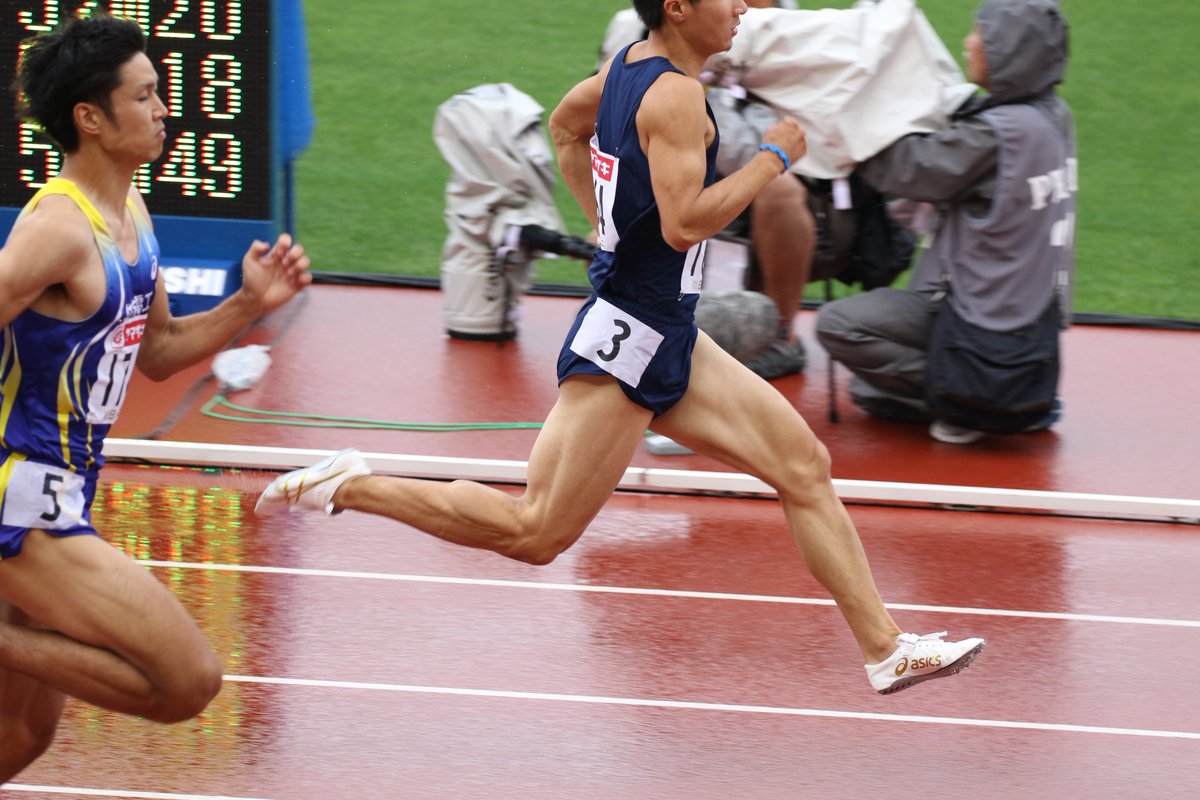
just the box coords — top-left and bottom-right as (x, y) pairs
(139, 560), (1200, 629)
(224, 674), (1200, 741)
(2, 785), (272, 800)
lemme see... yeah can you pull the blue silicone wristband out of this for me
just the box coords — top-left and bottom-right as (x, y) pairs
(758, 143), (790, 173)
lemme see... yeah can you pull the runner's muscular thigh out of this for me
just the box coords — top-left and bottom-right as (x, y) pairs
(0, 531), (215, 672)
(651, 332), (822, 483)
(522, 376), (653, 536)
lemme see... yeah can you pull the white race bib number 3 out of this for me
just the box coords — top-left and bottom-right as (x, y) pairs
(590, 137), (621, 252)
(570, 297), (664, 387)
(1, 458), (87, 531)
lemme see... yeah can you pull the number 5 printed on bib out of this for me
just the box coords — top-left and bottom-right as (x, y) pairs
(0, 456), (87, 531)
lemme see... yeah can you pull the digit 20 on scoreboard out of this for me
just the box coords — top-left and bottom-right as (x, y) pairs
(0, 1), (273, 227)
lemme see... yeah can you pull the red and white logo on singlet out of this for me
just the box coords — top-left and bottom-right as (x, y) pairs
(591, 146), (616, 183)
(109, 316), (147, 348)
(590, 136), (621, 252)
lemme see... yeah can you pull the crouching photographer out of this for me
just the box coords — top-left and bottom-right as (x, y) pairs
(816, 0), (1074, 444)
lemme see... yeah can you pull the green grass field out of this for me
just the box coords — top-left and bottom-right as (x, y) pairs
(295, 0), (1199, 321)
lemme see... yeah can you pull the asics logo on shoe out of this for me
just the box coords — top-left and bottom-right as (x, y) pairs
(896, 655), (943, 676)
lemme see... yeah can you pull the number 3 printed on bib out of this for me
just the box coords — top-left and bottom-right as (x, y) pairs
(590, 136), (621, 252)
(570, 298), (664, 387)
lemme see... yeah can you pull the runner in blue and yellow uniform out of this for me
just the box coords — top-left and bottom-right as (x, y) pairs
(1, 178), (159, 551)
(257, 0), (986, 698)
(0, 13), (310, 781)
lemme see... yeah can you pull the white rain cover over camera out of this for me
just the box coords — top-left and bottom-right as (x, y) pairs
(434, 83), (566, 336)
(708, 0), (975, 178)
(600, 0), (976, 179)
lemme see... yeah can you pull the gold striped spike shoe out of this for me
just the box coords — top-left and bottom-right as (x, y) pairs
(255, 448), (371, 516)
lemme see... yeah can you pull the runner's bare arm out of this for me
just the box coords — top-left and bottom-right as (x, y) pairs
(641, 72), (806, 251)
(137, 238), (310, 380)
(136, 189), (310, 380)
(0, 205), (96, 328)
(550, 64), (610, 232)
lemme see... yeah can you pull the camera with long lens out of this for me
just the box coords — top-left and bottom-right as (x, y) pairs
(514, 224), (597, 262)
(447, 224), (596, 342)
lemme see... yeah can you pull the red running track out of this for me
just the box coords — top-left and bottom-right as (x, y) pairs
(3, 286), (1198, 799)
(3, 466), (1198, 800)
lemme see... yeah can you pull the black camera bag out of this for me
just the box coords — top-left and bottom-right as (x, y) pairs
(925, 296), (1061, 434)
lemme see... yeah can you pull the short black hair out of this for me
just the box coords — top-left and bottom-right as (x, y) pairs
(14, 13), (147, 153)
(632, 0), (699, 31)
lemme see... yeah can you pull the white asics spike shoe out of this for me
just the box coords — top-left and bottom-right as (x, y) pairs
(255, 448), (372, 516)
(865, 631), (986, 694)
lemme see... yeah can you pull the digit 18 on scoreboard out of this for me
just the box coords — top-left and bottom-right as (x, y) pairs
(0, 1), (280, 263)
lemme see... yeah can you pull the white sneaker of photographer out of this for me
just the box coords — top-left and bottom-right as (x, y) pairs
(255, 448), (372, 516)
(865, 631), (986, 695)
(929, 420), (986, 445)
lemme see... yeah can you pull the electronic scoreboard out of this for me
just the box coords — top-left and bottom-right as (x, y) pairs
(0, 1), (302, 313)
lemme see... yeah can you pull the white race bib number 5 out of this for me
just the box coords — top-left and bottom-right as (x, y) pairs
(1, 458), (87, 531)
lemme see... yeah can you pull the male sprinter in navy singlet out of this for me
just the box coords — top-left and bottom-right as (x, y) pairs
(258, 0), (985, 695)
(0, 14), (310, 780)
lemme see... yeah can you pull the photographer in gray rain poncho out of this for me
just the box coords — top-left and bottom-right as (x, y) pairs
(816, 0), (1075, 444)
